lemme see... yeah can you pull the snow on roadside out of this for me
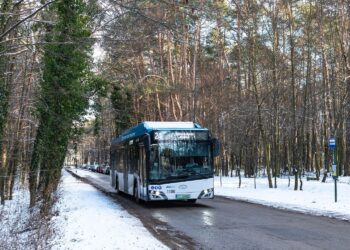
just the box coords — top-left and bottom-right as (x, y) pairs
(50, 170), (168, 250)
(214, 175), (350, 221)
(0, 183), (53, 250)
(0, 185), (31, 248)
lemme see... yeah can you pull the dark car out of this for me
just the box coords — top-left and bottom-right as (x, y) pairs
(105, 166), (110, 175)
(97, 164), (108, 174)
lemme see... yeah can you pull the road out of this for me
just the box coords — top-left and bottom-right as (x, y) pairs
(67, 168), (350, 250)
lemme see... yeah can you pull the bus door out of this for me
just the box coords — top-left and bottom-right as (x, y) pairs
(110, 148), (116, 188)
(123, 147), (128, 193)
(138, 144), (146, 199)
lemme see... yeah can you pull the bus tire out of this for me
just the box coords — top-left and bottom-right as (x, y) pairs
(187, 199), (197, 204)
(134, 183), (140, 203)
(115, 176), (119, 194)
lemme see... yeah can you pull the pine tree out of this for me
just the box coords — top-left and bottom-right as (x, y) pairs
(29, 0), (91, 210)
(110, 83), (134, 135)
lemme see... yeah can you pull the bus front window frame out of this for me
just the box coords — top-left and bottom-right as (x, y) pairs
(148, 139), (213, 184)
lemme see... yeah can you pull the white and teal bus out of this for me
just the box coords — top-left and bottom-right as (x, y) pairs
(110, 122), (220, 202)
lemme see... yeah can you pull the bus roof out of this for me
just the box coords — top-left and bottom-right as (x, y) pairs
(111, 121), (207, 145)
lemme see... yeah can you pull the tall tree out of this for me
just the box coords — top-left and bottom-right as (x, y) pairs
(29, 0), (91, 210)
(339, 0), (350, 176)
(0, 0), (13, 205)
(111, 83), (134, 135)
(78, 0), (350, 187)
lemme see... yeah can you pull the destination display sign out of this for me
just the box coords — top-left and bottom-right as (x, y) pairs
(153, 131), (208, 141)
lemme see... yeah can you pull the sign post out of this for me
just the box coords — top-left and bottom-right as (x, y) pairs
(328, 138), (337, 202)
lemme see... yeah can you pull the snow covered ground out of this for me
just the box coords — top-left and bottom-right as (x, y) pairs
(214, 175), (350, 221)
(51, 170), (168, 250)
(4, 170), (349, 250)
(70, 167), (350, 222)
(0, 185), (31, 249)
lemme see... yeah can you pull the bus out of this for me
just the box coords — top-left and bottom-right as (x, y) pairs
(110, 121), (220, 202)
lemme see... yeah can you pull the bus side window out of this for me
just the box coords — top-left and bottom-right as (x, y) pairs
(117, 147), (125, 172)
(126, 142), (139, 174)
(150, 145), (159, 179)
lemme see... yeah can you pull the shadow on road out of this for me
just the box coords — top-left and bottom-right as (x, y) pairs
(115, 191), (214, 209)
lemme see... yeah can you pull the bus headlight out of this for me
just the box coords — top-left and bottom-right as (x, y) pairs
(149, 190), (168, 200)
(199, 188), (214, 199)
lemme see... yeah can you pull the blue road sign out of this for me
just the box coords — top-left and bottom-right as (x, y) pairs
(329, 138), (336, 148)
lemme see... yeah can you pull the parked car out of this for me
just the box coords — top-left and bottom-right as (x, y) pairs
(96, 165), (102, 173)
(99, 165), (107, 174)
(93, 164), (99, 172)
(89, 163), (99, 172)
(105, 166), (110, 175)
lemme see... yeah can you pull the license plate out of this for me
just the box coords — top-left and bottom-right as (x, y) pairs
(176, 194), (191, 199)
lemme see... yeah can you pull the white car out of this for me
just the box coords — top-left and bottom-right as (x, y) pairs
(91, 164), (99, 172)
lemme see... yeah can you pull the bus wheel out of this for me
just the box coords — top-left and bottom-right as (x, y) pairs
(134, 183), (140, 203)
(187, 199), (197, 204)
(115, 177), (119, 194)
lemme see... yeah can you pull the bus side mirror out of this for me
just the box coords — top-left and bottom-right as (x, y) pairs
(143, 134), (151, 151)
(211, 138), (220, 157)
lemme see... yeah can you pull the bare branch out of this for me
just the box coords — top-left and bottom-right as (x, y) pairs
(0, 0), (56, 40)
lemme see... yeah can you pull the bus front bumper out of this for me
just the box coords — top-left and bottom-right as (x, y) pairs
(147, 178), (214, 201)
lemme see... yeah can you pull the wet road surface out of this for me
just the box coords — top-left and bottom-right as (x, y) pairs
(67, 168), (350, 250)
(145, 197), (350, 250)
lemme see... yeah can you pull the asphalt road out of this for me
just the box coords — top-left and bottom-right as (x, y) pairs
(68, 169), (350, 250)
(145, 197), (350, 250)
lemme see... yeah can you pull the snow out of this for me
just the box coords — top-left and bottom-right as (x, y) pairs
(0, 183), (54, 249)
(51, 170), (167, 250)
(0, 185), (31, 247)
(214, 175), (350, 221)
(4, 167), (350, 249)
(71, 167), (350, 223)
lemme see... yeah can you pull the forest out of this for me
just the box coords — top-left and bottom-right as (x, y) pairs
(0, 0), (350, 210)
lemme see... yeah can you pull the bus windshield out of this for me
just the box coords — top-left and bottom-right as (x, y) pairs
(149, 140), (212, 183)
